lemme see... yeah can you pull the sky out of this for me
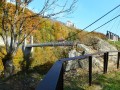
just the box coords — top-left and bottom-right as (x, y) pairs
(9, 0), (120, 35)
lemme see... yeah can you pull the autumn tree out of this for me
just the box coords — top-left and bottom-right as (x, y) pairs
(0, 0), (77, 77)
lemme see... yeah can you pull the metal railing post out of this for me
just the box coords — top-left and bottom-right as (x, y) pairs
(35, 51), (120, 89)
(89, 56), (92, 86)
(103, 53), (107, 74)
(56, 63), (64, 90)
(117, 52), (120, 69)
(106, 52), (109, 73)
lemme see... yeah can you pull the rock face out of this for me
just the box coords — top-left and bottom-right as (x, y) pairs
(65, 49), (81, 71)
(77, 44), (103, 70)
(94, 37), (118, 63)
(65, 37), (118, 71)
(93, 37), (117, 52)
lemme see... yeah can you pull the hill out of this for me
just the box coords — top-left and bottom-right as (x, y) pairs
(0, 2), (120, 90)
(0, 2), (107, 71)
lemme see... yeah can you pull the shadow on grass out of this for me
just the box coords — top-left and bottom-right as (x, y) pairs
(64, 69), (89, 90)
(28, 61), (54, 75)
(64, 80), (85, 90)
(64, 69), (120, 90)
(0, 61), (54, 90)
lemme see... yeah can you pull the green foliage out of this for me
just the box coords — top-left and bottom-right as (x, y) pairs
(67, 31), (78, 41)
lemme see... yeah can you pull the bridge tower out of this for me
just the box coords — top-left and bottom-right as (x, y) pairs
(22, 35), (33, 55)
(22, 35), (34, 71)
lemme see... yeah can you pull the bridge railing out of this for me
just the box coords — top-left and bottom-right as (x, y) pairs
(36, 51), (120, 90)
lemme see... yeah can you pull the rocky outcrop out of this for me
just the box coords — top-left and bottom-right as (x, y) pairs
(77, 44), (103, 69)
(65, 44), (103, 71)
(93, 37), (118, 63)
(93, 37), (117, 51)
(65, 49), (81, 71)
(65, 37), (118, 71)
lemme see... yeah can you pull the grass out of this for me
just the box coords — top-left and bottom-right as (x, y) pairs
(64, 69), (120, 90)
(108, 40), (120, 50)
(93, 70), (120, 90)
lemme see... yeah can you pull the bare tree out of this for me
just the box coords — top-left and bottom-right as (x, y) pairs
(0, 0), (77, 77)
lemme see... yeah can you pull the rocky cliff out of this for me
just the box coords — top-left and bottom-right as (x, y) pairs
(65, 37), (118, 72)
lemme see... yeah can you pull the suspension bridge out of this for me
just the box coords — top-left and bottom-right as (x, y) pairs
(35, 4), (120, 90)
(0, 3), (120, 90)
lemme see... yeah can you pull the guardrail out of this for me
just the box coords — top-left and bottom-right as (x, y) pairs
(36, 51), (120, 90)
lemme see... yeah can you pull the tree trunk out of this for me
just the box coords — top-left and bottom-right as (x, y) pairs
(2, 54), (14, 78)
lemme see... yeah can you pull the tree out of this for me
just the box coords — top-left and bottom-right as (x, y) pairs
(0, 0), (77, 77)
(67, 31), (78, 41)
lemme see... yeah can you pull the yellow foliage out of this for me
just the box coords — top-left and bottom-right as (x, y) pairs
(0, 59), (3, 71)
(13, 49), (23, 71)
(14, 49), (23, 59)
(0, 2), (107, 73)
(30, 47), (62, 68)
(0, 47), (24, 71)
(0, 47), (6, 71)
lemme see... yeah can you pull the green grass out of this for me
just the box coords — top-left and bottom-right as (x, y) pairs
(108, 41), (120, 50)
(64, 70), (120, 90)
(93, 70), (120, 90)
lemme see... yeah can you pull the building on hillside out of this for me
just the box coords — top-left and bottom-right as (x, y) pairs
(66, 21), (75, 27)
(106, 31), (119, 41)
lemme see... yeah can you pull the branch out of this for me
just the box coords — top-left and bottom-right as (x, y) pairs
(45, 0), (77, 18)
(18, 0), (77, 19)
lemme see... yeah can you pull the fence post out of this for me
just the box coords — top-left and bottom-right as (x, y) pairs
(56, 63), (64, 90)
(103, 53), (107, 74)
(89, 56), (92, 86)
(117, 52), (120, 69)
(106, 52), (109, 73)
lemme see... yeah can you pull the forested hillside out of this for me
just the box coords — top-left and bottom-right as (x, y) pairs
(0, 3), (106, 72)
(1, 2), (120, 90)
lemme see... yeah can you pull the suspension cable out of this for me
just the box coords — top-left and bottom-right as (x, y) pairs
(66, 4), (120, 39)
(81, 14), (120, 37)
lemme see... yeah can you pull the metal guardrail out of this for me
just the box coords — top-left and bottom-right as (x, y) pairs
(36, 51), (120, 90)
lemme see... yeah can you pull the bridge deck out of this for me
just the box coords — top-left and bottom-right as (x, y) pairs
(26, 41), (75, 47)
